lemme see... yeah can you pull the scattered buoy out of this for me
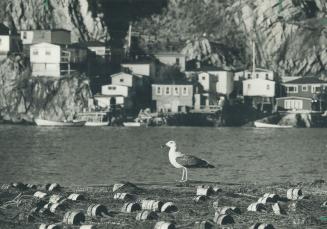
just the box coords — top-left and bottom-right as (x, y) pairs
(36, 200), (47, 209)
(213, 214), (234, 225)
(196, 185), (214, 196)
(263, 193), (280, 202)
(249, 223), (275, 229)
(34, 191), (48, 199)
(141, 200), (163, 212)
(272, 203), (286, 215)
(49, 195), (66, 204)
(212, 200), (219, 211)
(11, 182), (26, 190)
(87, 204), (108, 218)
(247, 203), (266, 212)
(39, 223), (61, 229)
(154, 221), (176, 229)
(68, 193), (85, 201)
(37, 208), (52, 216)
(113, 182), (139, 193)
(26, 184), (37, 189)
(114, 192), (137, 201)
(135, 210), (158, 221)
(287, 188), (303, 200)
(48, 183), (61, 192)
(194, 195), (207, 203)
(50, 202), (67, 213)
(80, 225), (97, 229)
(194, 220), (214, 229)
(63, 211), (85, 225)
(121, 202), (141, 213)
(215, 206), (241, 215)
(161, 202), (178, 213)
(42, 184), (51, 191)
(257, 196), (274, 204)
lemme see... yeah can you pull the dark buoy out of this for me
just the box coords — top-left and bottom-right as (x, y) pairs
(63, 211), (85, 225)
(135, 210), (158, 221)
(86, 204), (109, 218)
(121, 202), (141, 213)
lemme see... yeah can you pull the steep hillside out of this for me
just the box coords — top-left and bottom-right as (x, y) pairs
(134, 0), (327, 77)
(0, 56), (91, 123)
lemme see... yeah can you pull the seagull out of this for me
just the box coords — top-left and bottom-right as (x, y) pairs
(162, 140), (214, 182)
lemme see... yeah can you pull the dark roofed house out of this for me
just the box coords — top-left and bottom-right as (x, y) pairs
(0, 23), (21, 55)
(0, 23), (10, 35)
(276, 77), (327, 111)
(20, 29), (71, 45)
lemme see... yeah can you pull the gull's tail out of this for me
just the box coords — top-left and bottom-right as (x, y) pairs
(206, 163), (215, 168)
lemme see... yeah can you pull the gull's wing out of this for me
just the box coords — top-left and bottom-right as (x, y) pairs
(176, 154), (214, 168)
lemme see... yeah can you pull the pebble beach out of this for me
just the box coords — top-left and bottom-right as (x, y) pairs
(0, 180), (326, 229)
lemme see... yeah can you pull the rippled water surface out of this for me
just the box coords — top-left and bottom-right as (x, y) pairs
(0, 125), (326, 185)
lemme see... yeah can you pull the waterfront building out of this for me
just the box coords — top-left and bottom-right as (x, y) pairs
(234, 68), (274, 81)
(154, 52), (186, 72)
(82, 41), (110, 61)
(277, 77), (327, 111)
(152, 84), (193, 113)
(0, 23), (21, 55)
(30, 42), (88, 77)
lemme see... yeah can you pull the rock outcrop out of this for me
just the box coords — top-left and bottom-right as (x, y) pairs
(0, 56), (91, 123)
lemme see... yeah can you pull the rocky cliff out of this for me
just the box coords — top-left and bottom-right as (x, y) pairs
(0, 56), (91, 123)
(134, 0), (327, 78)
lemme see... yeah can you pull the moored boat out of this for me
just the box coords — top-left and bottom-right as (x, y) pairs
(123, 122), (143, 127)
(77, 112), (109, 127)
(254, 121), (293, 128)
(34, 118), (86, 127)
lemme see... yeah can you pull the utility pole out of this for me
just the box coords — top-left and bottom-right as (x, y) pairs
(252, 40), (256, 77)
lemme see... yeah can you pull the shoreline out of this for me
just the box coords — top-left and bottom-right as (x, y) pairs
(0, 180), (326, 228)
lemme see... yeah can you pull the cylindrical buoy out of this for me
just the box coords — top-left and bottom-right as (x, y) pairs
(48, 183), (61, 192)
(247, 203), (266, 212)
(141, 200), (163, 212)
(213, 213), (234, 225)
(194, 195), (207, 203)
(161, 202), (178, 213)
(11, 182), (26, 190)
(272, 203), (286, 215)
(38, 208), (52, 216)
(249, 223), (275, 229)
(68, 193), (85, 201)
(194, 220), (214, 229)
(216, 206), (241, 215)
(49, 195), (66, 204)
(213, 186), (222, 194)
(50, 202), (66, 213)
(257, 196), (274, 204)
(135, 210), (158, 221)
(87, 204), (108, 218)
(63, 211), (85, 225)
(34, 191), (48, 199)
(26, 184), (37, 189)
(154, 221), (176, 229)
(114, 193), (137, 201)
(40, 224), (61, 229)
(263, 193), (280, 202)
(196, 185), (214, 196)
(42, 183), (51, 191)
(80, 225), (97, 229)
(286, 188), (303, 200)
(121, 202), (141, 213)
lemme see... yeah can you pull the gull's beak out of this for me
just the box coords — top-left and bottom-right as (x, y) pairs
(161, 144), (166, 148)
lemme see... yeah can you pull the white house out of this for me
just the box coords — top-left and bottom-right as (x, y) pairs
(154, 52), (186, 72)
(235, 68), (274, 81)
(83, 41), (110, 61)
(243, 78), (275, 97)
(30, 42), (87, 77)
(110, 72), (136, 88)
(197, 71), (234, 95)
(0, 23), (21, 55)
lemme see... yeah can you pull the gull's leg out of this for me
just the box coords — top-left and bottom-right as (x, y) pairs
(185, 168), (188, 182)
(180, 168), (185, 181)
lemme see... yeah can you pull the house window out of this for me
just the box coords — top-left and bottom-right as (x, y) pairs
(108, 86), (116, 90)
(156, 86), (162, 95)
(302, 85), (308, 92)
(247, 73), (251, 78)
(32, 49), (39, 55)
(176, 58), (180, 65)
(174, 87), (179, 96)
(182, 87), (188, 96)
(312, 85), (321, 93)
(23, 31), (27, 39)
(247, 84), (251, 89)
(256, 74), (259, 79)
(45, 50), (51, 56)
(120, 78), (124, 83)
(287, 86), (298, 93)
(202, 76), (206, 80)
(266, 74), (269, 80)
(165, 86), (171, 95)
(267, 84), (270, 90)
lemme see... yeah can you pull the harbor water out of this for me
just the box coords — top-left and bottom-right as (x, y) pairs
(0, 125), (326, 186)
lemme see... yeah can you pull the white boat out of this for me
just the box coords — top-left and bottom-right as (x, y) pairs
(34, 118), (86, 127)
(123, 122), (142, 127)
(254, 121), (293, 128)
(77, 112), (109, 127)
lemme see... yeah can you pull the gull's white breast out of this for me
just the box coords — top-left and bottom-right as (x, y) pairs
(168, 148), (184, 168)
